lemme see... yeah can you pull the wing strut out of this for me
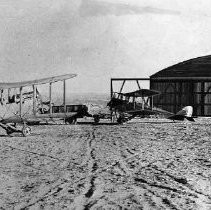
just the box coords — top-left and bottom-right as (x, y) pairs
(33, 85), (36, 115)
(8, 89), (10, 100)
(63, 80), (66, 113)
(20, 87), (23, 117)
(0, 90), (3, 105)
(151, 96), (153, 110)
(49, 82), (52, 115)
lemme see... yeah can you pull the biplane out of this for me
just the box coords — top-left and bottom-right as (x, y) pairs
(107, 89), (195, 124)
(0, 74), (90, 136)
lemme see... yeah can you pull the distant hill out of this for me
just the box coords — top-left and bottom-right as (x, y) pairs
(66, 92), (110, 106)
(37, 92), (110, 107)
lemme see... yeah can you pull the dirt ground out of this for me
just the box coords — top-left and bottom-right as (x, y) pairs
(0, 118), (211, 210)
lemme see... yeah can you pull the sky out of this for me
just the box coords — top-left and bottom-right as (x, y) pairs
(1, 0), (211, 93)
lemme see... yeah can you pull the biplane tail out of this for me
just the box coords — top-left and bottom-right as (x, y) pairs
(168, 106), (195, 122)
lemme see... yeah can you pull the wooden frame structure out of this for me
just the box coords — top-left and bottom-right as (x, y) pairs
(110, 78), (150, 98)
(110, 78), (151, 121)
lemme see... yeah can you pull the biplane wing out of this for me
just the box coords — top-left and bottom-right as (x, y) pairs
(120, 89), (160, 98)
(108, 89), (160, 108)
(0, 74), (80, 136)
(0, 74), (77, 89)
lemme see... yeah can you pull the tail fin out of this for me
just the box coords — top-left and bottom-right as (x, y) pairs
(168, 106), (195, 122)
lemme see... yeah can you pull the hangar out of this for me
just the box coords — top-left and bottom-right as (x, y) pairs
(150, 55), (211, 116)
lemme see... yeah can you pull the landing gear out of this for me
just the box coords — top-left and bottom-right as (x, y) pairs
(22, 126), (31, 137)
(93, 115), (100, 124)
(117, 116), (123, 124)
(0, 122), (31, 137)
(65, 117), (77, 124)
(117, 113), (126, 124)
(6, 128), (14, 136)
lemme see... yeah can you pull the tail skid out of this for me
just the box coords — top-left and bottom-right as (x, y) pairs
(185, 116), (195, 122)
(168, 106), (195, 122)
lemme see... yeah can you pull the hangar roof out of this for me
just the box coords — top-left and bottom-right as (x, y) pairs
(150, 55), (211, 78)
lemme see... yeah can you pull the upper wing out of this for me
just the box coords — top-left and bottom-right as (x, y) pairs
(121, 89), (160, 97)
(0, 74), (77, 89)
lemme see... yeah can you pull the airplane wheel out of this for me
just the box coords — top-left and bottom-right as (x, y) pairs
(65, 117), (72, 124)
(117, 117), (122, 124)
(6, 129), (13, 136)
(117, 116), (124, 124)
(22, 126), (31, 137)
(65, 117), (76, 124)
(93, 115), (100, 124)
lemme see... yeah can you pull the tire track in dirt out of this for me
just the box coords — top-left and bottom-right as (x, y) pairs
(82, 127), (147, 209)
(109, 129), (166, 209)
(84, 129), (98, 200)
(3, 121), (211, 209)
(27, 127), (99, 210)
(70, 126), (102, 210)
(148, 165), (211, 208)
(79, 126), (160, 209)
(4, 144), (63, 162)
(70, 126), (138, 209)
(98, 126), (202, 209)
(11, 126), (91, 210)
(120, 124), (211, 209)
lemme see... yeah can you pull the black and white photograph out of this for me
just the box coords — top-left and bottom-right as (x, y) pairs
(0, 0), (211, 209)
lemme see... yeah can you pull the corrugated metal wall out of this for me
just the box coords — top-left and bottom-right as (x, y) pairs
(150, 80), (211, 116)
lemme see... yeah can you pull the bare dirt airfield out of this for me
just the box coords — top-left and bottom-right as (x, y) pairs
(0, 118), (211, 210)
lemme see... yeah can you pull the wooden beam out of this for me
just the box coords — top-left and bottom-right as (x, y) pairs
(110, 79), (113, 121)
(151, 77), (211, 82)
(136, 80), (141, 90)
(149, 80), (152, 108)
(178, 82), (182, 110)
(201, 82), (205, 115)
(110, 79), (113, 98)
(174, 82), (177, 113)
(189, 82), (194, 105)
(119, 80), (125, 94)
(111, 78), (150, 81)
